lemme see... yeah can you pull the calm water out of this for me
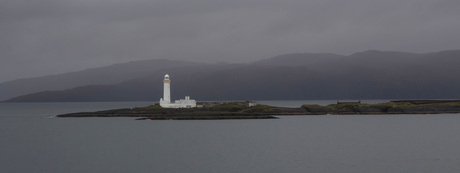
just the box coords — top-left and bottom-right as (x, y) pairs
(1, 101), (460, 173)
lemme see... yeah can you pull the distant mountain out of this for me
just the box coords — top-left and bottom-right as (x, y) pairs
(252, 53), (344, 67)
(0, 59), (202, 100)
(4, 49), (460, 102)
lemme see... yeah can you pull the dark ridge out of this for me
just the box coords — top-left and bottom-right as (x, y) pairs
(4, 49), (460, 102)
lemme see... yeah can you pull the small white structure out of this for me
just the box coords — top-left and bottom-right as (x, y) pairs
(159, 74), (197, 108)
(162, 74), (171, 103)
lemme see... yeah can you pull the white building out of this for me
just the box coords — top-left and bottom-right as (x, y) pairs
(159, 74), (197, 108)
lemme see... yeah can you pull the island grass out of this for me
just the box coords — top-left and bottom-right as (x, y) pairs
(133, 104), (163, 110)
(134, 103), (284, 112)
(138, 100), (460, 114)
(302, 100), (460, 112)
(58, 100), (460, 119)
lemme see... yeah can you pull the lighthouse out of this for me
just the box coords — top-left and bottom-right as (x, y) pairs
(162, 74), (171, 103)
(159, 74), (197, 108)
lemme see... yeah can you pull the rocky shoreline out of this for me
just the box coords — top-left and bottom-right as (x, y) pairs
(56, 100), (460, 120)
(302, 100), (460, 115)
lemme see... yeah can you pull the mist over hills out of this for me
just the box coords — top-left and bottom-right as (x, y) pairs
(3, 50), (460, 102)
(0, 59), (202, 101)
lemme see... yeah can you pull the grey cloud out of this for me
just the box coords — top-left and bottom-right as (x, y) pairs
(1, 0), (460, 83)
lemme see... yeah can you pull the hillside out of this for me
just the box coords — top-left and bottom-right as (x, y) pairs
(0, 59), (202, 100)
(4, 49), (460, 102)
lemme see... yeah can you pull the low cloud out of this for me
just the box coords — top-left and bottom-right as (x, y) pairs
(1, 0), (460, 82)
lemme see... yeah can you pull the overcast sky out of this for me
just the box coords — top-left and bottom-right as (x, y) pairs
(1, 0), (459, 83)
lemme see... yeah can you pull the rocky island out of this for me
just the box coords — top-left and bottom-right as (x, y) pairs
(56, 100), (460, 120)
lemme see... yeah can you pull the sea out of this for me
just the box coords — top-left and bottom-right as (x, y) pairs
(1, 100), (460, 173)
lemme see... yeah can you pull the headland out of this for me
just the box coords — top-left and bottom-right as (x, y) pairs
(56, 100), (460, 120)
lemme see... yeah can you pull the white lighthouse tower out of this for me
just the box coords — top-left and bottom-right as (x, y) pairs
(159, 74), (197, 108)
(162, 74), (171, 103)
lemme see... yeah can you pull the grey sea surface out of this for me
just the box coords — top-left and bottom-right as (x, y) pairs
(1, 101), (460, 173)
